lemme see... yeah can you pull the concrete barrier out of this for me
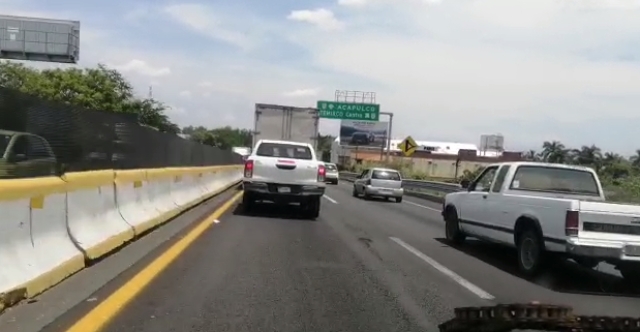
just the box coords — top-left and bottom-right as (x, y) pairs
(0, 177), (85, 311)
(64, 170), (136, 260)
(0, 165), (242, 312)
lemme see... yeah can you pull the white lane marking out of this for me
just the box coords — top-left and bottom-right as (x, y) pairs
(323, 195), (338, 204)
(404, 200), (441, 212)
(390, 237), (495, 300)
(214, 219), (221, 224)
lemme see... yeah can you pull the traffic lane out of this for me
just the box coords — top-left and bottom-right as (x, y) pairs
(92, 201), (438, 332)
(336, 183), (621, 278)
(320, 194), (490, 324)
(333, 181), (444, 220)
(324, 185), (640, 317)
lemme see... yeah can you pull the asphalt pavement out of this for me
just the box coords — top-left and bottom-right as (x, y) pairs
(8, 183), (640, 332)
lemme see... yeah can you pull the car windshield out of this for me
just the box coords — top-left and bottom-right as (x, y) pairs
(510, 165), (600, 196)
(372, 170), (401, 181)
(0, 134), (10, 158)
(326, 164), (337, 171)
(255, 142), (313, 160)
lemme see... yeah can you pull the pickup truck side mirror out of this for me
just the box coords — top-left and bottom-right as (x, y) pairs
(460, 179), (470, 189)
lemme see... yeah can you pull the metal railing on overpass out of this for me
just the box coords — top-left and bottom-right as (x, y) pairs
(338, 172), (463, 194)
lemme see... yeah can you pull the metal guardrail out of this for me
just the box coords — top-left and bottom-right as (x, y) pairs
(339, 172), (463, 193)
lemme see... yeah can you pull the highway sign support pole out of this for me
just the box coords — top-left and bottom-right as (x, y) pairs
(380, 111), (393, 163)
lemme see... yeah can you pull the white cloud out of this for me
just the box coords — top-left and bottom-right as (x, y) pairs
(163, 4), (254, 50)
(287, 9), (344, 30)
(179, 90), (192, 98)
(283, 88), (320, 97)
(110, 59), (171, 77)
(338, 0), (368, 7)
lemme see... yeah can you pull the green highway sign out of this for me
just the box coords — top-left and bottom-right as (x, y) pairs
(317, 101), (380, 121)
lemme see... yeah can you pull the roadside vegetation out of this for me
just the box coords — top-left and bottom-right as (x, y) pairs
(345, 140), (640, 203)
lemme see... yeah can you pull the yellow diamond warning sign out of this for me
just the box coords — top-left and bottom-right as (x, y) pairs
(398, 136), (418, 157)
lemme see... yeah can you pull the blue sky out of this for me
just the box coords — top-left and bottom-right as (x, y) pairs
(4, 0), (640, 155)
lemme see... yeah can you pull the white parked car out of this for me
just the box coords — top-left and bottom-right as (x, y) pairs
(242, 139), (326, 219)
(442, 161), (640, 282)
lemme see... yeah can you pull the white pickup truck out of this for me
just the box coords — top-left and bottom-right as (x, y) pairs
(242, 139), (326, 219)
(442, 161), (640, 282)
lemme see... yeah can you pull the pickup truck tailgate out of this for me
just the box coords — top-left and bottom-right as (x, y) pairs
(252, 158), (319, 185)
(578, 201), (640, 242)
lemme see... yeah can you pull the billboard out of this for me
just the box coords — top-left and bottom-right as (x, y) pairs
(339, 120), (389, 147)
(0, 15), (80, 63)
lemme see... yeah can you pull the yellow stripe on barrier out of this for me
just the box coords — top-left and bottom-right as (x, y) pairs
(0, 177), (67, 202)
(63, 170), (116, 192)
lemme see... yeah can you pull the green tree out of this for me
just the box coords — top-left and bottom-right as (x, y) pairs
(0, 61), (178, 133)
(183, 126), (253, 149)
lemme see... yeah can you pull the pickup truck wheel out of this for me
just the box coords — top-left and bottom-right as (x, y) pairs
(516, 229), (544, 276)
(445, 210), (465, 245)
(304, 197), (321, 219)
(242, 192), (254, 212)
(618, 264), (640, 283)
(395, 197), (402, 203)
(352, 186), (358, 197)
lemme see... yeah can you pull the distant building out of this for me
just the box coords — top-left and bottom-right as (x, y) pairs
(332, 137), (503, 159)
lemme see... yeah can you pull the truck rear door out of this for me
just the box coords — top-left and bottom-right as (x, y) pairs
(254, 104), (319, 149)
(251, 142), (319, 185)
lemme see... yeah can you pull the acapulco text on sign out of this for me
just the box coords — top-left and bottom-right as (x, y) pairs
(316, 101), (381, 121)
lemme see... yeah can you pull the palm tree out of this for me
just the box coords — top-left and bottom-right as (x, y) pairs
(541, 141), (567, 163)
(522, 150), (538, 161)
(603, 152), (623, 164)
(630, 149), (640, 168)
(574, 145), (602, 166)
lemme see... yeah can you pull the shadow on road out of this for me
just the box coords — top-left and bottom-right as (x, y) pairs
(435, 238), (640, 298)
(232, 201), (317, 221)
(357, 196), (397, 203)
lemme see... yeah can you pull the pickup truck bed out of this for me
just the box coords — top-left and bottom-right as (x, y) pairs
(242, 139), (326, 219)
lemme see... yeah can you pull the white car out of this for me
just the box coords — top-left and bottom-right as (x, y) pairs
(324, 163), (339, 184)
(352, 167), (403, 202)
(242, 139), (326, 219)
(442, 161), (640, 281)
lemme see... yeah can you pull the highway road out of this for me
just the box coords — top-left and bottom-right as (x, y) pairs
(4, 183), (640, 332)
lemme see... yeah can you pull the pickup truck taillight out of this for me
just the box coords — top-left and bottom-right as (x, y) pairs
(317, 165), (326, 182)
(565, 210), (579, 236)
(244, 160), (254, 178)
